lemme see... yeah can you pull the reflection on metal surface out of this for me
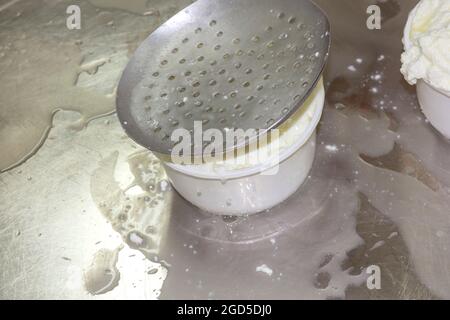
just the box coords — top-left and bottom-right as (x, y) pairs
(2, 0), (450, 300)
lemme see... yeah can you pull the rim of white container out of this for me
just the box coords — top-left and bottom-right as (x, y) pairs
(164, 82), (324, 180)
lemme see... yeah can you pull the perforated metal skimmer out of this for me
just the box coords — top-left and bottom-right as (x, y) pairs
(117, 0), (330, 156)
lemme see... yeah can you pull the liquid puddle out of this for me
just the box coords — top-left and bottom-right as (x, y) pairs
(0, 0), (193, 172)
(90, 151), (172, 260)
(84, 246), (122, 295)
(0, 9), (114, 172)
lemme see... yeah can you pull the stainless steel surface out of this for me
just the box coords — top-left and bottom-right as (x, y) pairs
(117, 0), (330, 155)
(1, 0), (450, 300)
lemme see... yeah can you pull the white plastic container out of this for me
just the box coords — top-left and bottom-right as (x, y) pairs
(161, 80), (325, 215)
(416, 80), (450, 138)
(403, 4), (450, 138)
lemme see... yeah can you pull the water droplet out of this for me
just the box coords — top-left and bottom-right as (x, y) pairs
(334, 103), (346, 110)
(147, 268), (158, 275)
(272, 83), (281, 89)
(314, 272), (331, 289)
